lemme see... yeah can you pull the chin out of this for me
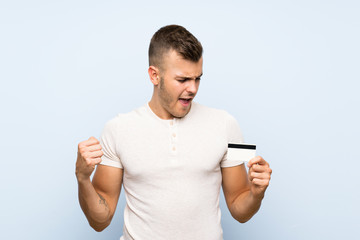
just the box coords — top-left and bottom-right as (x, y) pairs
(168, 102), (192, 118)
(172, 109), (189, 118)
(174, 114), (186, 118)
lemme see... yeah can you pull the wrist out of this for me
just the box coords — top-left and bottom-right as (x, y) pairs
(76, 173), (91, 184)
(249, 189), (265, 201)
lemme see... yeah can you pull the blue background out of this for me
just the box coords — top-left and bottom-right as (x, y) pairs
(1, 0), (359, 239)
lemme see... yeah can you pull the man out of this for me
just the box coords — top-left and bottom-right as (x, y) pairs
(75, 25), (272, 240)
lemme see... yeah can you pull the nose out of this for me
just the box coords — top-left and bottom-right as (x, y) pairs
(186, 80), (199, 95)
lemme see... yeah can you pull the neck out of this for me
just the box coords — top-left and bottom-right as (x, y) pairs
(148, 95), (173, 120)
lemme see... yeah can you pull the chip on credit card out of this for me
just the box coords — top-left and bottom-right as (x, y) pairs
(227, 143), (256, 162)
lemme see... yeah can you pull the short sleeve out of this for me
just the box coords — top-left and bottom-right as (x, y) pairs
(99, 119), (123, 169)
(220, 113), (245, 168)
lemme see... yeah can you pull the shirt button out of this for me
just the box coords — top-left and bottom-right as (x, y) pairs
(172, 146), (176, 151)
(170, 121), (174, 126)
(172, 133), (176, 138)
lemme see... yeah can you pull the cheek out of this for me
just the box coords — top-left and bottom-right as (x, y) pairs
(170, 84), (183, 97)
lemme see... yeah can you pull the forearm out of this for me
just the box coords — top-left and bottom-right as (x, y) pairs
(77, 178), (112, 231)
(228, 190), (264, 223)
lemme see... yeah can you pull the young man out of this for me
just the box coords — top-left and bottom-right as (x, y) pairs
(75, 25), (272, 240)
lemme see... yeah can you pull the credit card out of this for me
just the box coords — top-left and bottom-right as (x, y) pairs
(227, 143), (256, 162)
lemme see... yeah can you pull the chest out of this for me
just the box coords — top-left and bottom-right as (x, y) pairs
(115, 119), (227, 181)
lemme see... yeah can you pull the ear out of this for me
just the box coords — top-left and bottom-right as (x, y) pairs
(148, 66), (160, 86)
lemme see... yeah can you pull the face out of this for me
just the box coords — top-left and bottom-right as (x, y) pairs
(154, 50), (203, 119)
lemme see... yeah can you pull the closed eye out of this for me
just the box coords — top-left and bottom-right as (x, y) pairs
(176, 74), (202, 82)
(177, 78), (201, 82)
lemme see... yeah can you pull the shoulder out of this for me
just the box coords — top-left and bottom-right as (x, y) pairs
(192, 102), (236, 122)
(190, 102), (243, 142)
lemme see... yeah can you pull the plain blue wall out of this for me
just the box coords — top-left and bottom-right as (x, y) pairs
(1, 0), (359, 239)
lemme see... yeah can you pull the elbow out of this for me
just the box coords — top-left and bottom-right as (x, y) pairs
(87, 210), (114, 232)
(88, 215), (112, 232)
(229, 205), (255, 224)
(93, 226), (106, 232)
(90, 221), (110, 232)
(232, 213), (252, 224)
(237, 217), (250, 224)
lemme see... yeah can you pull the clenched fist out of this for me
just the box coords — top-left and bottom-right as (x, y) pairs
(247, 156), (272, 199)
(75, 136), (103, 182)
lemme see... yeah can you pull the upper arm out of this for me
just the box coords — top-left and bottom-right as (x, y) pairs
(221, 164), (250, 207)
(92, 165), (123, 216)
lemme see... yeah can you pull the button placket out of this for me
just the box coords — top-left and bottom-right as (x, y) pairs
(169, 119), (178, 154)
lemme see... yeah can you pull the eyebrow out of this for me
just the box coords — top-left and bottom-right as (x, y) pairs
(175, 73), (203, 80)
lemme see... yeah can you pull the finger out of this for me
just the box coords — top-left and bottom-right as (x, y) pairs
(78, 138), (100, 151)
(93, 157), (102, 165)
(247, 156), (265, 166)
(247, 156), (268, 168)
(91, 158), (102, 169)
(249, 164), (268, 173)
(251, 178), (270, 187)
(85, 157), (102, 168)
(87, 144), (102, 152)
(78, 145), (101, 157)
(86, 136), (100, 145)
(250, 171), (271, 180)
(88, 150), (103, 159)
(81, 150), (103, 160)
(251, 165), (272, 177)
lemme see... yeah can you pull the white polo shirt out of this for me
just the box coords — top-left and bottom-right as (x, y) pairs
(100, 102), (244, 240)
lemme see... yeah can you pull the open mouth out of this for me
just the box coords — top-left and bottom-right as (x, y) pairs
(179, 98), (192, 106)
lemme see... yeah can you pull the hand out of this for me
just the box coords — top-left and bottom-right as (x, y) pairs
(247, 156), (272, 199)
(75, 136), (103, 182)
